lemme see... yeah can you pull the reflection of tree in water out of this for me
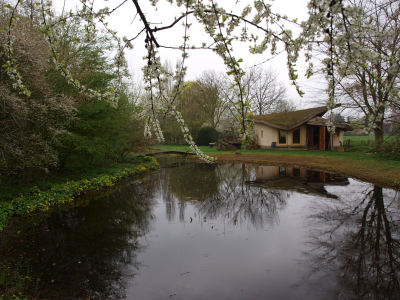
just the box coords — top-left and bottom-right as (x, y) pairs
(304, 185), (400, 299)
(162, 162), (287, 229)
(196, 163), (287, 229)
(0, 180), (157, 300)
(168, 162), (220, 199)
(159, 162), (220, 222)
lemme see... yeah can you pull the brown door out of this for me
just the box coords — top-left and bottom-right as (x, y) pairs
(319, 171), (326, 182)
(319, 127), (326, 150)
(306, 125), (313, 150)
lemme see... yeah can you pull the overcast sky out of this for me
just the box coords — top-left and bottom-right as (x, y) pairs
(54, 0), (326, 108)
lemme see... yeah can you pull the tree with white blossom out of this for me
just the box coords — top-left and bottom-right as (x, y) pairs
(304, 0), (399, 147)
(2, 0), (400, 161)
(0, 12), (75, 180)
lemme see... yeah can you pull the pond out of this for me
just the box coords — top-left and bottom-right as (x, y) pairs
(1, 160), (400, 300)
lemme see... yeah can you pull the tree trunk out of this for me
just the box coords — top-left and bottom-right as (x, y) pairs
(374, 119), (384, 150)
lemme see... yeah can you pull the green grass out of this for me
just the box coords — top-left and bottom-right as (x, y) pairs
(343, 135), (394, 143)
(154, 143), (398, 163)
(343, 135), (396, 153)
(343, 135), (375, 141)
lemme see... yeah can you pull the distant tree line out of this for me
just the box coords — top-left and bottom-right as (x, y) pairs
(159, 64), (296, 144)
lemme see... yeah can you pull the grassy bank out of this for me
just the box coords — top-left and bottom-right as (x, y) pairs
(0, 156), (159, 231)
(154, 144), (400, 190)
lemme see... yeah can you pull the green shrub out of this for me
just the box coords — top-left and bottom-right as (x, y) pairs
(196, 127), (219, 146)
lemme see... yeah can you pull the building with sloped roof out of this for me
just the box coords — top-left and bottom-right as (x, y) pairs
(252, 105), (353, 150)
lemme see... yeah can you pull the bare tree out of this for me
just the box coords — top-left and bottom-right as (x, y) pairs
(242, 66), (288, 115)
(271, 98), (297, 113)
(193, 70), (228, 129)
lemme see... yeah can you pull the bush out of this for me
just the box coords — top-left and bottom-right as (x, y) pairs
(196, 127), (219, 146)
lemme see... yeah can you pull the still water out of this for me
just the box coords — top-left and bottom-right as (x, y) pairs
(1, 160), (400, 299)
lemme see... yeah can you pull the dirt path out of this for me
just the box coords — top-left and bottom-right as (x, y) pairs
(208, 153), (400, 190)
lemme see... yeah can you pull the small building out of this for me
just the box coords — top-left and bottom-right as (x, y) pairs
(252, 105), (353, 150)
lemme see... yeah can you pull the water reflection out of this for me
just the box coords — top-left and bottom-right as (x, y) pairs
(1, 161), (400, 300)
(249, 165), (349, 199)
(0, 180), (158, 299)
(164, 163), (287, 229)
(304, 184), (400, 299)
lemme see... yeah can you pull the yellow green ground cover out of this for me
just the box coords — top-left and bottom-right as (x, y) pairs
(0, 157), (159, 231)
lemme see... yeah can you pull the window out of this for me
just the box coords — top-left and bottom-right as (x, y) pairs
(261, 130), (263, 138)
(292, 128), (301, 144)
(278, 131), (287, 144)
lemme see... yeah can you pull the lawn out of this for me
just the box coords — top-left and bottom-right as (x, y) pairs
(154, 143), (378, 161)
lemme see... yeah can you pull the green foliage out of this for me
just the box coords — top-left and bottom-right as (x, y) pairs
(46, 18), (117, 98)
(57, 91), (144, 168)
(0, 10), (148, 185)
(196, 126), (219, 146)
(0, 263), (33, 300)
(46, 18), (145, 169)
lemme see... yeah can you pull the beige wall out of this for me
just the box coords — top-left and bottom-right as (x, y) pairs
(255, 123), (307, 148)
(332, 128), (344, 147)
(255, 124), (277, 147)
